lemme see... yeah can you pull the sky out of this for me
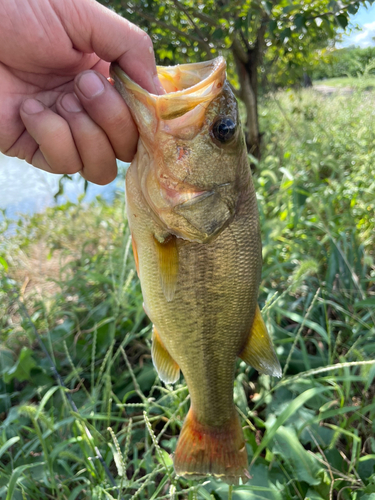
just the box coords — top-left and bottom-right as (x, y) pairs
(341, 2), (375, 47)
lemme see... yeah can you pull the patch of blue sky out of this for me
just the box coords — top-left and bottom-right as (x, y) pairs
(340, 2), (375, 47)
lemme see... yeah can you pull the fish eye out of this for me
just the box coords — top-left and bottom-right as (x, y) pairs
(211, 116), (236, 144)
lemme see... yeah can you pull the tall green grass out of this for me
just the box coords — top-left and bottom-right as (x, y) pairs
(1, 87), (375, 499)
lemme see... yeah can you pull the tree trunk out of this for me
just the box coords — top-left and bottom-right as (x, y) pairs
(231, 27), (265, 162)
(302, 72), (313, 88)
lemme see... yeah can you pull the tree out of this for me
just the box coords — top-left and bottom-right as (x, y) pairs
(101, 0), (373, 159)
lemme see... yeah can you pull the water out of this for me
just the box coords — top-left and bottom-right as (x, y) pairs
(0, 154), (124, 219)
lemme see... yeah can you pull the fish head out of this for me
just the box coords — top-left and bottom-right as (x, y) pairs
(111, 57), (248, 243)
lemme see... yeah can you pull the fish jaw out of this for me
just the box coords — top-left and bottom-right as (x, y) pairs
(110, 57), (226, 129)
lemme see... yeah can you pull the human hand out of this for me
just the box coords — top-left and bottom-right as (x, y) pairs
(0, 0), (163, 184)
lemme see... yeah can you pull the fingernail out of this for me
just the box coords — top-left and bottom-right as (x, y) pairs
(61, 93), (82, 113)
(153, 75), (166, 95)
(77, 72), (105, 99)
(23, 98), (44, 114)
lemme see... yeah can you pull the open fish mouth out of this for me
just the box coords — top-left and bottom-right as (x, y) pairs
(110, 57), (226, 121)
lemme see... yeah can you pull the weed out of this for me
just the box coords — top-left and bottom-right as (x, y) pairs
(1, 88), (375, 499)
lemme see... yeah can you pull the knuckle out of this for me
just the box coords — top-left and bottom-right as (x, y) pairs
(3, 134), (38, 165)
(117, 148), (136, 163)
(142, 32), (153, 49)
(86, 160), (117, 185)
(94, 176), (114, 186)
(62, 164), (82, 175)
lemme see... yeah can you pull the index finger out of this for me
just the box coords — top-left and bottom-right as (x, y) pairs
(56, 0), (164, 94)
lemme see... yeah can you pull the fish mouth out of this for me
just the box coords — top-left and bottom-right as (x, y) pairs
(110, 57), (226, 121)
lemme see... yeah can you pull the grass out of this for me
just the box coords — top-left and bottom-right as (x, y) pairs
(1, 86), (375, 499)
(313, 57), (375, 90)
(313, 76), (375, 89)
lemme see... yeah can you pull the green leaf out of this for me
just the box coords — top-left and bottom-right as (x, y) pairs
(204, 465), (283, 499)
(276, 307), (329, 342)
(358, 456), (375, 483)
(3, 347), (37, 383)
(305, 489), (325, 500)
(68, 485), (87, 500)
(251, 387), (331, 465)
(156, 448), (173, 467)
(0, 437), (20, 460)
(197, 488), (213, 500)
(212, 28), (224, 40)
(268, 20), (277, 33)
(6, 462), (43, 500)
(0, 256), (8, 271)
(347, 4), (359, 15)
(272, 426), (322, 485)
(365, 364), (375, 391)
(0, 349), (15, 374)
(354, 298), (375, 309)
(35, 386), (61, 419)
(280, 28), (291, 42)
(294, 15), (305, 30)
(336, 14), (348, 29)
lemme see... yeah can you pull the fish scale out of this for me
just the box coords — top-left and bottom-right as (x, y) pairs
(111, 56), (281, 484)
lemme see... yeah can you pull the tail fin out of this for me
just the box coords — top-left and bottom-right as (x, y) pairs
(174, 407), (248, 485)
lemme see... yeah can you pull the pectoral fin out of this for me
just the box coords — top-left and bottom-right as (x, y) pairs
(239, 305), (282, 378)
(152, 326), (180, 384)
(154, 235), (179, 302)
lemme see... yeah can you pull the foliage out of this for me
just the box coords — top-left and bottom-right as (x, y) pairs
(102, 0), (367, 68)
(100, 0), (374, 154)
(313, 46), (375, 81)
(312, 75), (375, 89)
(2, 87), (375, 499)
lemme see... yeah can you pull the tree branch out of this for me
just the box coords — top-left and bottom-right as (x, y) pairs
(120, 1), (208, 48)
(174, 2), (218, 27)
(231, 36), (248, 65)
(228, 82), (241, 99)
(171, 0), (213, 54)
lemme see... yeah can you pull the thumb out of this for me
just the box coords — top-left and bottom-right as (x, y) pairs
(55, 0), (164, 94)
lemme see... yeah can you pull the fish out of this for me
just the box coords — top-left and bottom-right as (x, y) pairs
(110, 57), (281, 485)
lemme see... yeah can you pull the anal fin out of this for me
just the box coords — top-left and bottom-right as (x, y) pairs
(153, 234), (179, 302)
(239, 305), (282, 378)
(152, 326), (180, 384)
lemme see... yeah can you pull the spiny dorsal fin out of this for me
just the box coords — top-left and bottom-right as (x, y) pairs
(152, 326), (180, 384)
(153, 234), (179, 302)
(239, 305), (282, 378)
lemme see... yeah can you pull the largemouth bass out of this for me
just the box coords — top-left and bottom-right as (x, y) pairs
(111, 57), (281, 485)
